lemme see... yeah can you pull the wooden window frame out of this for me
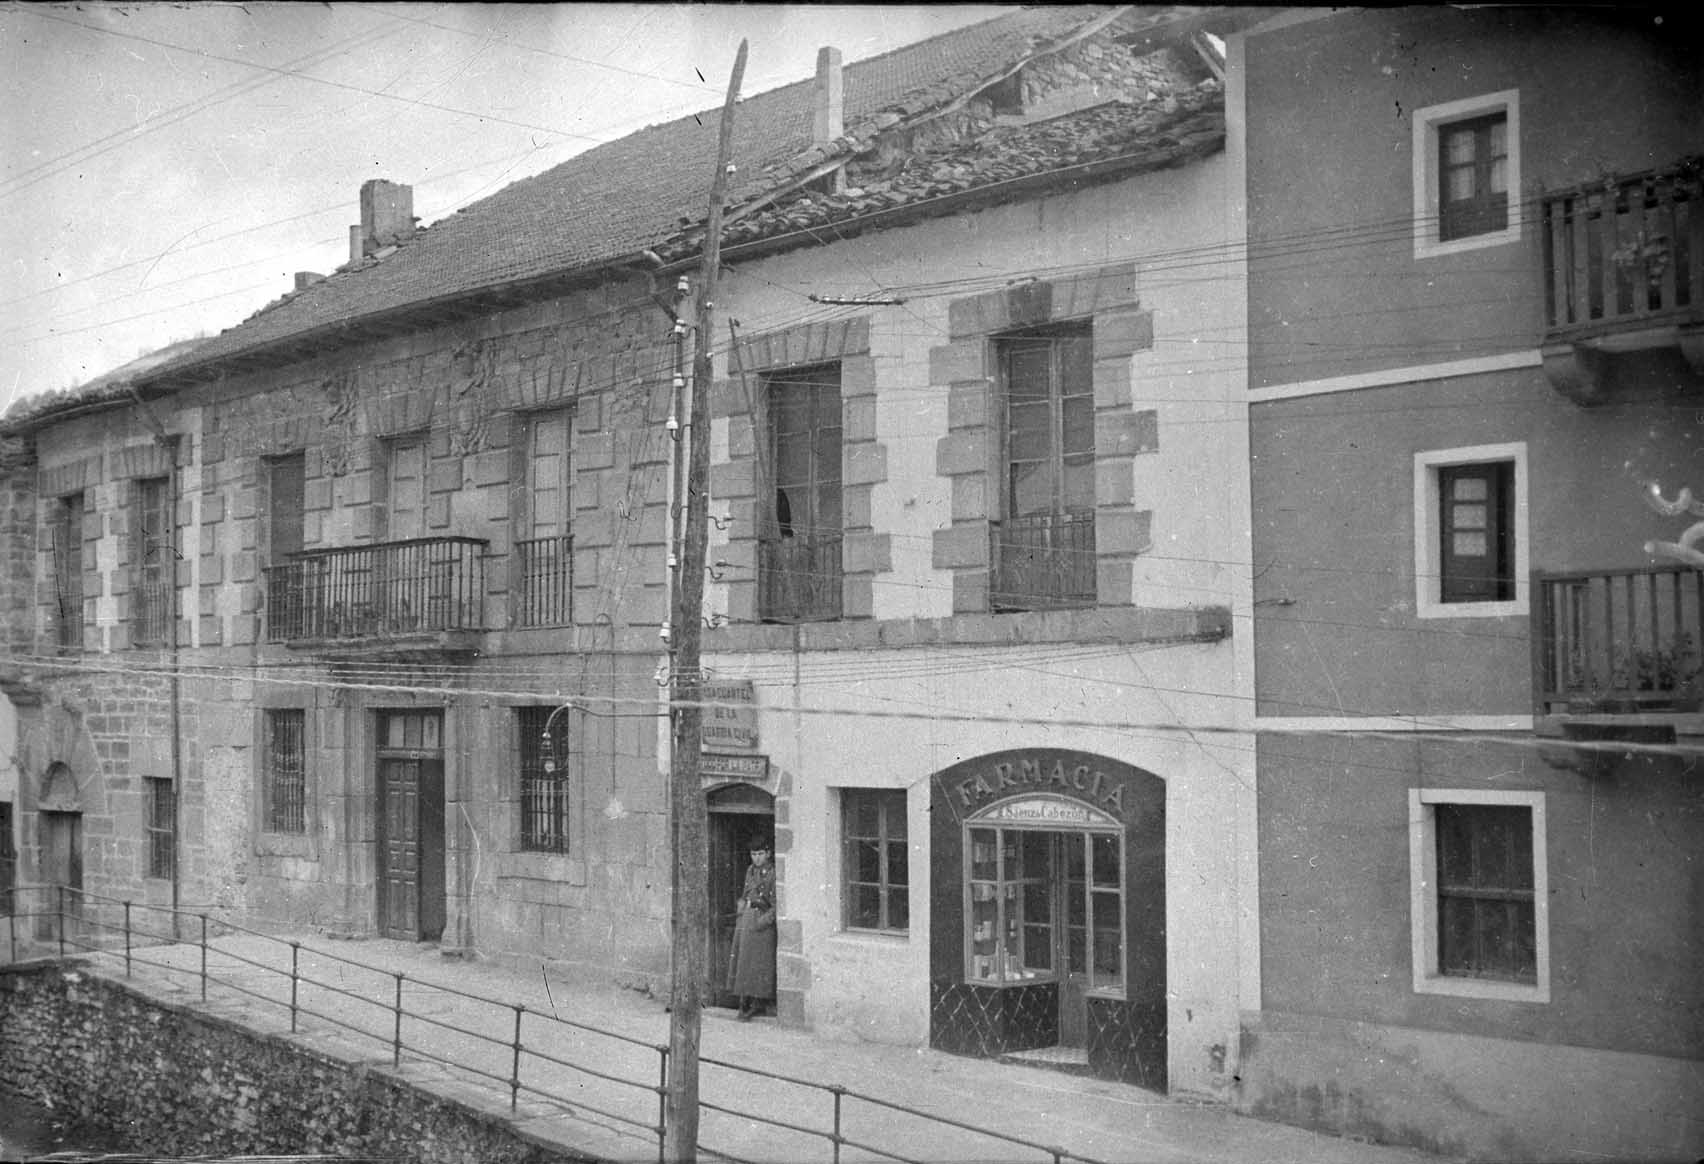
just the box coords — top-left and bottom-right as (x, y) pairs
(144, 776), (175, 881)
(760, 361), (844, 624)
(992, 323), (1096, 612)
(1437, 111), (1509, 242)
(841, 788), (908, 933)
(1414, 443), (1528, 619)
(1410, 788), (1550, 1003)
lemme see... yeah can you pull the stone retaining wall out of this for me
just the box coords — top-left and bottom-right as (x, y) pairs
(0, 960), (586, 1163)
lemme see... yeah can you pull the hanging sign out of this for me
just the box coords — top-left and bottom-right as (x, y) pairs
(975, 796), (1116, 829)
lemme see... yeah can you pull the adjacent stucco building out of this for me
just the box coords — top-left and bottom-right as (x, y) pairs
(1234, 8), (1702, 1160)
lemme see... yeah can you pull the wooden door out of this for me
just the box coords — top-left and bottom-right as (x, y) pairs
(39, 812), (82, 940)
(705, 785), (773, 1008)
(377, 755), (445, 942)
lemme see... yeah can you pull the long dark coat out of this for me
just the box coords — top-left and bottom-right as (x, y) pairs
(727, 860), (777, 999)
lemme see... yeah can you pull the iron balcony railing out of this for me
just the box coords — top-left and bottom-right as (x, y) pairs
(759, 533), (843, 623)
(1541, 158), (1703, 340)
(265, 536), (488, 643)
(1533, 564), (1704, 715)
(133, 577), (173, 646)
(513, 534), (573, 628)
(991, 510), (1096, 611)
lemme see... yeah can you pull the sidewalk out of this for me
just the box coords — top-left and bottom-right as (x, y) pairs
(72, 933), (1452, 1164)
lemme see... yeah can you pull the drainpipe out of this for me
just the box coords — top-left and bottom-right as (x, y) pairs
(165, 434), (184, 935)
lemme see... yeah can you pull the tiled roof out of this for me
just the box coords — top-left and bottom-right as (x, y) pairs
(9, 5), (1232, 424)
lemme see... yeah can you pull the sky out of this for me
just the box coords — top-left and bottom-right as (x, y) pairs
(0, 2), (1011, 412)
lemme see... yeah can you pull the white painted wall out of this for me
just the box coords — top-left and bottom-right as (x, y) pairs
(705, 153), (1256, 1098)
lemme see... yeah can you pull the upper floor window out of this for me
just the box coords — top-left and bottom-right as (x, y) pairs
(762, 362), (843, 623)
(1412, 90), (1521, 258)
(842, 789), (908, 933)
(992, 325), (1095, 611)
(515, 410), (573, 628)
(134, 476), (173, 645)
(266, 452), (306, 564)
(1414, 443), (1528, 619)
(385, 435), (428, 541)
(1438, 113), (1508, 242)
(1410, 788), (1549, 1003)
(518, 706), (570, 854)
(52, 492), (85, 652)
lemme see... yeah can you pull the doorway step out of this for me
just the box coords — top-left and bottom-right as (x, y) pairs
(997, 1045), (1092, 1075)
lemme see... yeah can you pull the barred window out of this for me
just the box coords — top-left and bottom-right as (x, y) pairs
(135, 476), (173, 645)
(265, 710), (307, 834)
(519, 706), (570, 854)
(144, 777), (175, 880)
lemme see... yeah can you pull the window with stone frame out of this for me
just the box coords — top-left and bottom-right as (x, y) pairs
(518, 706), (570, 854)
(264, 709), (307, 835)
(515, 409), (573, 627)
(144, 777), (175, 880)
(761, 362), (844, 623)
(134, 476), (173, 645)
(992, 324), (1096, 611)
(52, 492), (85, 651)
(842, 789), (908, 932)
(1409, 788), (1549, 1003)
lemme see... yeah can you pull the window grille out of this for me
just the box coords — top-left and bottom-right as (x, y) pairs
(519, 706), (570, 854)
(266, 710), (307, 834)
(1436, 803), (1536, 983)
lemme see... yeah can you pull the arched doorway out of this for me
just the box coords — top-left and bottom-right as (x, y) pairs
(705, 782), (774, 1010)
(929, 749), (1166, 1089)
(38, 762), (83, 941)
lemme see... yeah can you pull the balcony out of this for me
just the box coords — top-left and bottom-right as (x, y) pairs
(265, 536), (488, 653)
(1539, 157), (1704, 404)
(513, 534), (573, 628)
(990, 510), (1096, 612)
(759, 534), (843, 623)
(1533, 564), (1703, 718)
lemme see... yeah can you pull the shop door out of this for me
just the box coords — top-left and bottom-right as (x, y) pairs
(1057, 834), (1090, 1047)
(376, 717), (445, 942)
(705, 785), (774, 1009)
(39, 811), (82, 940)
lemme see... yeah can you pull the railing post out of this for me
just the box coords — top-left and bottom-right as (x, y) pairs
(8, 900), (15, 963)
(199, 914), (208, 1001)
(290, 942), (300, 1033)
(510, 1004), (525, 1112)
(656, 1045), (669, 1164)
(56, 884), (65, 958)
(124, 901), (132, 977)
(830, 1084), (844, 1164)
(393, 972), (405, 1067)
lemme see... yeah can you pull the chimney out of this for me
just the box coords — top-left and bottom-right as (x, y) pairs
(355, 179), (415, 260)
(293, 271), (324, 292)
(813, 47), (843, 145)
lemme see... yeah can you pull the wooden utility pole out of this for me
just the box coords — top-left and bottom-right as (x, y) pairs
(663, 39), (747, 1164)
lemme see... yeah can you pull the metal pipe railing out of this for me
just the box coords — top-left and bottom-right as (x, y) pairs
(2, 883), (1109, 1164)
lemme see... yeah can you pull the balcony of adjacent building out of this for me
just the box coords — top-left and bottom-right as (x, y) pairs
(1540, 156), (1704, 405)
(1533, 563), (1703, 767)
